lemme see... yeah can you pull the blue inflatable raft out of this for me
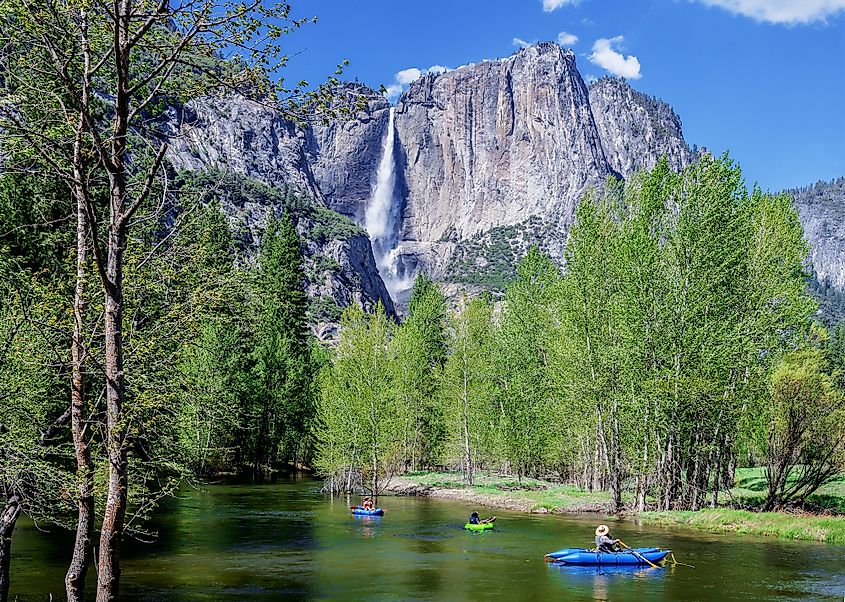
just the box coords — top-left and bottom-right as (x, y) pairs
(351, 507), (384, 516)
(545, 547), (669, 566)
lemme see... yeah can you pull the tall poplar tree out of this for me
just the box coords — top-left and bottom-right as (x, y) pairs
(315, 304), (402, 495)
(496, 248), (561, 480)
(392, 274), (448, 468)
(441, 296), (496, 484)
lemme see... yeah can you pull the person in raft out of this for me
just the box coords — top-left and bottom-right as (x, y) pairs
(469, 511), (496, 525)
(361, 497), (375, 511)
(595, 524), (621, 552)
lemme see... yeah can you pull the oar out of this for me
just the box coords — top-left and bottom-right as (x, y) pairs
(669, 552), (695, 568)
(618, 539), (660, 569)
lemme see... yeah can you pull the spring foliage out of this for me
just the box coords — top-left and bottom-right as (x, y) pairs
(315, 155), (840, 511)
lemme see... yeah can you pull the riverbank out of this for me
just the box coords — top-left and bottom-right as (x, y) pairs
(388, 472), (613, 513)
(639, 509), (845, 544)
(387, 471), (845, 544)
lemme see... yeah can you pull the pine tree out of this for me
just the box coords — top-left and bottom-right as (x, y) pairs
(250, 212), (312, 471)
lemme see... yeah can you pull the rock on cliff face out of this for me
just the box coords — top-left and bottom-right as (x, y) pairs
(305, 84), (391, 223)
(164, 96), (396, 327)
(161, 45), (845, 316)
(395, 43), (610, 246)
(793, 178), (845, 291)
(166, 96), (322, 198)
(309, 44), (695, 287)
(588, 76), (691, 178)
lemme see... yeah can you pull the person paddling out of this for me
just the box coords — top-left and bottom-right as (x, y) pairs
(595, 524), (621, 552)
(361, 496), (375, 511)
(469, 511), (495, 525)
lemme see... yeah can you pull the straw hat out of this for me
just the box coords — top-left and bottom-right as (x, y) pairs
(595, 524), (609, 536)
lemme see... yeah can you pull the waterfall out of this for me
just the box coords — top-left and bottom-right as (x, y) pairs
(365, 107), (411, 300)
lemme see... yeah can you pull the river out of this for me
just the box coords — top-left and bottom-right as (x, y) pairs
(8, 474), (845, 601)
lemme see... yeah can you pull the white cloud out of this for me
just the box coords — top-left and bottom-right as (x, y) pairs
(557, 31), (578, 46)
(384, 65), (451, 101)
(589, 36), (641, 79)
(542, 0), (578, 12)
(395, 68), (422, 85)
(512, 37), (535, 48)
(694, 0), (845, 24)
(385, 84), (404, 102)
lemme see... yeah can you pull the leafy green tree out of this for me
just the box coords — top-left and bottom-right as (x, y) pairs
(441, 297), (496, 484)
(315, 305), (402, 495)
(763, 343), (845, 510)
(393, 274), (448, 469)
(830, 322), (845, 376)
(554, 180), (632, 509)
(549, 155), (815, 511)
(496, 247), (561, 481)
(0, 1), (348, 596)
(0, 260), (73, 602)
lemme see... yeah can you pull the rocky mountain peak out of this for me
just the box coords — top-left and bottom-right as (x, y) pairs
(306, 42), (700, 295)
(588, 76), (692, 177)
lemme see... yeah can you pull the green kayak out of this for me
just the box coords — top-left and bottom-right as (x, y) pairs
(464, 521), (495, 531)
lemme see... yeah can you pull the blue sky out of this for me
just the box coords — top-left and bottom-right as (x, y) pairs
(280, 0), (845, 191)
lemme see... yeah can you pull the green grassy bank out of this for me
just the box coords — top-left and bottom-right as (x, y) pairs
(388, 470), (845, 544)
(638, 509), (845, 544)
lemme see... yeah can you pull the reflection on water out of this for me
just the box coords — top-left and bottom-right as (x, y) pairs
(8, 474), (845, 601)
(549, 563), (669, 602)
(353, 514), (381, 539)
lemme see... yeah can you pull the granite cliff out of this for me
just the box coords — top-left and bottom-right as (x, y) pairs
(163, 95), (396, 334)
(794, 178), (845, 324)
(163, 41), (843, 323)
(310, 43), (692, 294)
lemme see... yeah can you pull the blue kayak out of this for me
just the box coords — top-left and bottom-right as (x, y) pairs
(545, 547), (669, 566)
(352, 508), (384, 516)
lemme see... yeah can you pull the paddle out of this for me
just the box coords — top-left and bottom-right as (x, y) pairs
(669, 552), (695, 568)
(617, 539), (660, 569)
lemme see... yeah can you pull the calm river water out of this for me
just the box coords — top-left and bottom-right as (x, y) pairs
(9, 474), (845, 601)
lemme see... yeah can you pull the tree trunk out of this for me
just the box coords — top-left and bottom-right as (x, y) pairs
(463, 412), (473, 486)
(67, 96), (95, 601)
(96, 223), (128, 601)
(462, 358), (473, 486)
(0, 494), (21, 602)
(96, 7), (131, 596)
(67, 176), (95, 601)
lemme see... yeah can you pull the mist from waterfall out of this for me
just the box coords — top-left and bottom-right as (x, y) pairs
(365, 107), (412, 300)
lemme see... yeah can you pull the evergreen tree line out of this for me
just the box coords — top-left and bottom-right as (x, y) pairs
(315, 156), (845, 514)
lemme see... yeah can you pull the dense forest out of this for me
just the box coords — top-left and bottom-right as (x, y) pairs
(1, 0), (844, 600)
(316, 156), (845, 515)
(0, 0), (347, 600)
